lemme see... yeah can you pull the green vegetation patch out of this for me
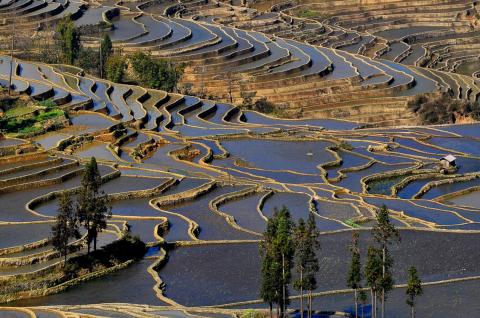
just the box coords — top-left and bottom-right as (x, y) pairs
(344, 219), (361, 228)
(0, 98), (66, 136)
(295, 8), (329, 20)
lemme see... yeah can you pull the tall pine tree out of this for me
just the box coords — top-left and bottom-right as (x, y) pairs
(260, 206), (294, 318)
(347, 231), (362, 318)
(56, 16), (80, 65)
(76, 157), (111, 253)
(372, 204), (399, 318)
(365, 246), (382, 318)
(100, 34), (112, 78)
(260, 213), (280, 318)
(275, 206), (294, 318)
(406, 266), (422, 318)
(294, 218), (308, 318)
(51, 191), (80, 265)
(304, 212), (320, 318)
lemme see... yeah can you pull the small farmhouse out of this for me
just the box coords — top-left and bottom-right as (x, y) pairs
(440, 155), (457, 169)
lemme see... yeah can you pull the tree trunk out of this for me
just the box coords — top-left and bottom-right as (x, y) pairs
(276, 304), (279, 318)
(381, 289), (385, 318)
(370, 289), (375, 318)
(86, 221), (91, 255)
(269, 302), (273, 318)
(93, 232), (97, 251)
(300, 268), (304, 318)
(282, 253), (286, 318)
(361, 303), (364, 318)
(411, 304), (415, 318)
(382, 247), (385, 318)
(64, 245), (67, 266)
(309, 290), (312, 318)
(354, 289), (358, 318)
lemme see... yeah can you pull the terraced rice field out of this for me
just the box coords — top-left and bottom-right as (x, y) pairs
(0, 0), (480, 317)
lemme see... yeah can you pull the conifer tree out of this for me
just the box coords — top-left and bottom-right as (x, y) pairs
(76, 157), (111, 254)
(347, 231), (362, 318)
(275, 206), (294, 318)
(294, 218), (308, 318)
(372, 204), (400, 318)
(56, 16), (80, 65)
(406, 266), (422, 318)
(260, 214), (280, 318)
(100, 34), (112, 78)
(365, 246), (382, 318)
(51, 191), (80, 265)
(304, 212), (320, 318)
(260, 207), (294, 318)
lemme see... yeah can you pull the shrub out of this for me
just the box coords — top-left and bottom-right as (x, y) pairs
(77, 47), (100, 76)
(240, 310), (267, 318)
(105, 53), (127, 83)
(129, 52), (184, 92)
(63, 234), (146, 277)
(408, 93), (480, 125)
(55, 16), (81, 65)
(37, 99), (57, 109)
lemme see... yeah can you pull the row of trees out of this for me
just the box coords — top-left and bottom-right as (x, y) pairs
(54, 17), (184, 92)
(408, 92), (480, 125)
(55, 18), (115, 79)
(347, 205), (423, 318)
(51, 157), (112, 265)
(260, 205), (424, 318)
(260, 207), (320, 318)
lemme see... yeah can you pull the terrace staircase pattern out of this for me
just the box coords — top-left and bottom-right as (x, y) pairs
(1, 0), (480, 316)
(0, 0), (479, 126)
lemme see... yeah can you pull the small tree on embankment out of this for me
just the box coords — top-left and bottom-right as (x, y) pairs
(51, 191), (80, 265)
(76, 157), (112, 254)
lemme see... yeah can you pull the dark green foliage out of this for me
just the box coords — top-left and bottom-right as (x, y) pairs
(105, 53), (126, 83)
(364, 246), (382, 294)
(372, 205), (400, 250)
(371, 204), (400, 318)
(294, 218), (308, 292)
(51, 192), (80, 265)
(260, 206), (295, 317)
(254, 98), (275, 113)
(100, 34), (113, 77)
(56, 16), (81, 65)
(243, 97), (276, 114)
(303, 212), (320, 292)
(76, 157), (112, 254)
(408, 93), (480, 124)
(406, 266), (422, 318)
(347, 232), (362, 318)
(129, 52), (184, 92)
(294, 212), (320, 318)
(77, 47), (100, 76)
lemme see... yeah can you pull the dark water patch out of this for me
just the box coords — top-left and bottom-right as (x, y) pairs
(166, 186), (257, 241)
(219, 192), (266, 234)
(9, 259), (166, 306)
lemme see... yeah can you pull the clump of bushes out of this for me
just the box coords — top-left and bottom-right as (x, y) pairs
(242, 97), (276, 114)
(62, 234), (146, 280)
(408, 93), (480, 124)
(240, 310), (267, 318)
(129, 52), (185, 92)
(57, 134), (94, 151)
